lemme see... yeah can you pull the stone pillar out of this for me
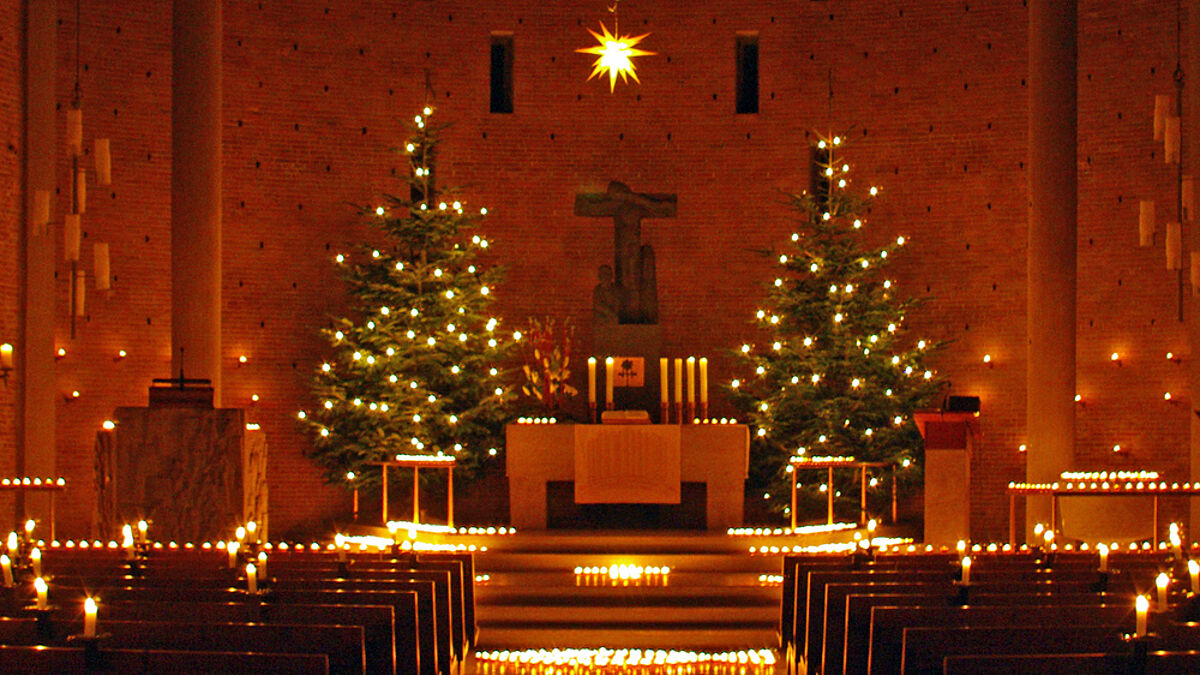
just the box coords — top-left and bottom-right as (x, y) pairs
(1025, 0), (1077, 537)
(20, 0), (58, 526)
(1188, 1), (1200, 531)
(171, 0), (222, 405)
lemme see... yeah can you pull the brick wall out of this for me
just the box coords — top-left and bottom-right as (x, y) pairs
(0, 1), (22, 523)
(7, 0), (1185, 540)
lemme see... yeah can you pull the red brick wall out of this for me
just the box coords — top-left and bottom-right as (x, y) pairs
(0, 1), (22, 523)
(16, 0), (1187, 541)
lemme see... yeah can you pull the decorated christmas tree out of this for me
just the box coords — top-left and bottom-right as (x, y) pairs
(732, 133), (943, 522)
(300, 105), (517, 487)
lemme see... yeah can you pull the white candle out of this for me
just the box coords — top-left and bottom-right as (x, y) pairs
(0, 343), (12, 370)
(674, 359), (683, 405)
(960, 556), (971, 584)
(604, 357), (614, 407)
(64, 214), (81, 262)
(1190, 560), (1199, 594)
(587, 358), (596, 404)
(246, 562), (258, 594)
(699, 357), (708, 405)
(0, 554), (11, 587)
(659, 358), (668, 404)
(34, 576), (47, 610)
(236, 526), (246, 543)
(94, 138), (112, 185)
(137, 520), (147, 544)
(227, 541), (239, 569)
(1157, 572), (1169, 609)
(6, 532), (16, 555)
(257, 551), (267, 579)
(94, 243), (111, 291)
(84, 597), (97, 637)
(30, 547), (41, 577)
(1136, 595), (1149, 636)
(686, 357), (696, 404)
(1097, 543), (1108, 572)
(247, 521), (258, 543)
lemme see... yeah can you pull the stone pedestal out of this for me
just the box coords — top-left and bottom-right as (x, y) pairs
(594, 324), (662, 419)
(916, 411), (977, 547)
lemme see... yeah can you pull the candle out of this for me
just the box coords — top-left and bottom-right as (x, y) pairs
(1135, 594), (1149, 636)
(604, 357), (614, 408)
(699, 357), (708, 405)
(24, 519), (35, 538)
(236, 526), (246, 544)
(257, 551), (267, 579)
(6, 532), (16, 556)
(247, 520), (258, 543)
(30, 547), (41, 577)
(686, 357), (696, 404)
(246, 562), (258, 594)
(674, 359), (683, 405)
(34, 577), (47, 610)
(0, 343), (12, 370)
(960, 556), (971, 584)
(0, 554), (11, 587)
(587, 357), (597, 404)
(137, 520), (148, 544)
(659, 358), (668, 404)
(1190, 560), (1199, 594)
(1157, 572), (1169, 609)
(227, 541), (239, 569)
(84, 597), (97, 637)
(1097, 543), (1108, 572)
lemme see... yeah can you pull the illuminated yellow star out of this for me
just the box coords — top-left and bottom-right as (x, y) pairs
(576, 22), (654, 92)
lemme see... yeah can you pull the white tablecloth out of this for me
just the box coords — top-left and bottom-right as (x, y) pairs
(574, 425), (681, 503)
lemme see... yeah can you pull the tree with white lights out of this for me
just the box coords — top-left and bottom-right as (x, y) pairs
(731, 134), (943, 521)
(301, 105), (517, 487)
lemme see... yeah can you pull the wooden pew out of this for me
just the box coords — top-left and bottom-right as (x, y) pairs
(943, 650), (1200, 675)
(0, 644), (330, 674)
(899, 625), (1134, 675)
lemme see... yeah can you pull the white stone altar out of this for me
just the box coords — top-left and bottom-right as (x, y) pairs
(506, 423), (749, 530)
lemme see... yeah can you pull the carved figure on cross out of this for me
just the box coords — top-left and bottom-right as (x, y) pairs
(575, 181), (677, 325)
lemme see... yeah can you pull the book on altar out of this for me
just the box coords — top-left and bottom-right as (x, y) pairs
(600, 410), (651, 424)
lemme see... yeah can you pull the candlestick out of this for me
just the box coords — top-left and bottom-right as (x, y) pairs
(960, 556), (971, 584)
(1136, 595), (1149, 637)
(0, 343), (11, 370)
(34, 577), (47, 610)
(0, 554), (12, 587)
(604, 357), (614, 409)
(1098, 543), (1108, 573)
(30, 547), (41, 578)
(1157, 572), (1169, 609)
(246, 562), (258, 595)
(83, 597), (97, 638)
(587, 357), (597, 404)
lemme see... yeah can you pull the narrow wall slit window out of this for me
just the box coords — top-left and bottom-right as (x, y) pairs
(490, 34), (514, 114)
(736, 34), (759, 114)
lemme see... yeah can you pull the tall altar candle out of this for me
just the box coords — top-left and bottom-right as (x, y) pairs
(1190, 559), (1199, 594)
(659, 358), (668, 404)
(0, 554), (11, 586)
(699, 357), (708, 405)
(84, 597), (97, 637)
(604, 357), (614, 407)
(587, 357), (597, 404)
(686, 357), (696, 404)
(0, 343), (12, 370)
(1136, 595), (1149, 636)
(674, 359), (683, 404)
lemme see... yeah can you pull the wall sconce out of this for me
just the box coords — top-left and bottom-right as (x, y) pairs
(0, 343), (12, 386)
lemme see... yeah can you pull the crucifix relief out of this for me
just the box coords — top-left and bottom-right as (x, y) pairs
(575, 181), (677, 325)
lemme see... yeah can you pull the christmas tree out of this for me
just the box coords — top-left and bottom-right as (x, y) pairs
(732, 133), (943, 522)
(300, 104), (517, 488)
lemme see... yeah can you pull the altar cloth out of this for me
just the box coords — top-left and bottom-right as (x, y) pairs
(574, 425), (681, 503)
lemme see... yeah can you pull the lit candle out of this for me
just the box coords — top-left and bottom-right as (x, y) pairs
(686, 357), (696, 406)
(1190, 559), (1199, 594)
(1157, 572), (1169, 609)
(247, 520), (258, 543)
(227, 541), (239, 569)
(1136, 594), (1149, 636)
(257, 551), (268, 579)
(960, 556), (971, 584)
(236, 526), (246, 544)
(1097, 543), (1108, 572)
(6, 532), (16, 556)
(24, 519), (35, 538)
(84, 597), (97, 637)
(0, 343), (11, 370)
(0, 554), (11, 587)
(674, 359), (683, 405)
(34, 576), (47, 610)
(604, 357), (615, 408)
(699, 357), (708, 405)
(30, 547), (41, 577)
(137, 520), (148, 544)
(587, 357), (597, 404)
(246, 562), (258, 594)
(659, 358), (668, 404)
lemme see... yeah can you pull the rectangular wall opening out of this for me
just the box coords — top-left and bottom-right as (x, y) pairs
(490, 34), (514, 114)
(736, 34), (759, 114)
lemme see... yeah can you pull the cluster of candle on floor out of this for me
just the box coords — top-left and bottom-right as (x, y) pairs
(474, 649), (775, 675)
(726, 522), (856, 537)
(575, 564), (670, 587)
(0, 477), (66, 487)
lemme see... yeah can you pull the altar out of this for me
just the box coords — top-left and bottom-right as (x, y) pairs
(505, 423), (749, 530)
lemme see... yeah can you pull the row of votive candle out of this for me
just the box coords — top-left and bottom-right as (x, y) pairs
(574, 564), (670, 586)
(474, 649), (776, 675)
(585, 356), (709, 407)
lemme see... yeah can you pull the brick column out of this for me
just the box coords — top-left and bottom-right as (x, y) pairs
(171, 0), (222, 404)
(1026, 0), (1076, 536)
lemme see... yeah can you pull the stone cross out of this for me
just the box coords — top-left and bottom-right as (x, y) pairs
(575, 181), (677, 324)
